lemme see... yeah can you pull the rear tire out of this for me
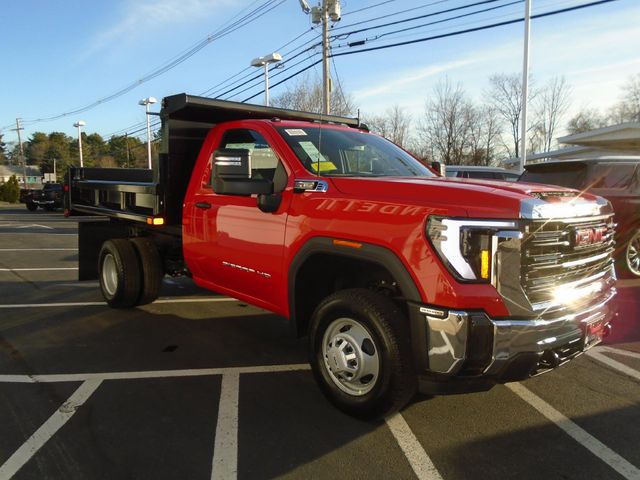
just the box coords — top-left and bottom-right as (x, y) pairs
(130, 237), (164, 305)
(309, 288), (416, 420)
(26, 202), (37, 211)
(98, 239), (142, 308)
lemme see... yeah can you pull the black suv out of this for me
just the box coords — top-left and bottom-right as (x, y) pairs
(26, 183), (63, 211)
(520, 157), (640, 278)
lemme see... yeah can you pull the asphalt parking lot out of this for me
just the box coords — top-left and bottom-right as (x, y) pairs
(0, 204), (639, 480)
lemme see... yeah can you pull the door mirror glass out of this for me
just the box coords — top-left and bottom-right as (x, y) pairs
(212, 148), (251, 180)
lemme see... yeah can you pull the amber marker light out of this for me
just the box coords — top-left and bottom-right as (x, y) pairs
(333, 239), (362, 249)
(480, 250), (490, 279)
(147, 217), (165, 226)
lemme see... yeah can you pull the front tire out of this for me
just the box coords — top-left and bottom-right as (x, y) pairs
(99, 239), (142, 308)
(621, 228), (640, 278)
(309, 288), (416, 420)
(26, 202), (37, 211)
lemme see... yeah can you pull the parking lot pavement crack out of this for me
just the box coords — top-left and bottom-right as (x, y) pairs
(0, 259), (42, 290)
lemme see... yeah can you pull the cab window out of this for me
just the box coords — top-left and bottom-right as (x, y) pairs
(212, 129), (288, 191)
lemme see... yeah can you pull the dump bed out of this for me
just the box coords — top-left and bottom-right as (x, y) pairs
(66, 93), (359, 227)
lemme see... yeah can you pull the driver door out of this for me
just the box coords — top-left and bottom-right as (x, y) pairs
(190, 127), (290, 311)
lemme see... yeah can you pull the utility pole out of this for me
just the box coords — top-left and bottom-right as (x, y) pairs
(301, 0), (341, 115)
(321, 1), (330, 115)
(125, 133), (130, 168)
(14, 118), (27, 188)
(519, 0), (532, 173)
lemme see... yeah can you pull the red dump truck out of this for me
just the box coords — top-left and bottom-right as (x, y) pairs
(66, 94), (617, 419)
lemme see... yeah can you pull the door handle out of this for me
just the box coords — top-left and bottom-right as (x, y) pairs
(195, 201), (211, 209)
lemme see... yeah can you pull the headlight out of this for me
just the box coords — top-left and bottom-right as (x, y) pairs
(427, 217), (518, 282)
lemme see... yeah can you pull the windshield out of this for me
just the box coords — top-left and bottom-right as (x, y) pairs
(520, 164), (587, 189)
(276, 126), (434, 177)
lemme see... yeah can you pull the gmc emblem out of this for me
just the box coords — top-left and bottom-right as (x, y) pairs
(573, 226), (607, 247)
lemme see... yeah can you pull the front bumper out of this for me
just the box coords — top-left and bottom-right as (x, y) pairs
(409, 289), (617, 395)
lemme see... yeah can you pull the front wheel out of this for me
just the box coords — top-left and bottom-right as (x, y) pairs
(309, 289), (416, 420)
(26, 202), (37, 211)
(623, 228), (640, 278)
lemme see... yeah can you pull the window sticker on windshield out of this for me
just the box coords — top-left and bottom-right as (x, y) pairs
(284, 129), (307, 136)
(298, 141), (336, 172)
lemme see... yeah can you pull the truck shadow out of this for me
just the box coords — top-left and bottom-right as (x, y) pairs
(0, 301), (639, 479)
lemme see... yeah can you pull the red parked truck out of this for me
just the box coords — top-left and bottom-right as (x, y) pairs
(66, 94), (617, 419)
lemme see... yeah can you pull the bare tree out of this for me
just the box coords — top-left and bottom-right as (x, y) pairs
(487, 73), (541, 158)
(620, 72), (640, 122)
(566, 108), (609, 134)
(419, 78), (473, 165)
(534, 76), (572, 152)
(467, 105), (502, 166)
(271, 74), (356, 116)
(608, 72), (640, 123)
(364, 105), (412, 148)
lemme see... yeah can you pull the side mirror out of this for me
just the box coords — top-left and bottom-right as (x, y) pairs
(212, 147), (272, 196)
(257, 193), (282, 213)
(213, 148), (250, 179)
(431, 161), (445, 177)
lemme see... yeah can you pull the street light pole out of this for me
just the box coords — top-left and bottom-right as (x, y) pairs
(139, 97), (157, 169)
(250, 53), (282, 106)
(73, 121), (86, 167)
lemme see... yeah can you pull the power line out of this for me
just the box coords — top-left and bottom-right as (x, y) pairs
(332, 0), (505, 39)
(18, 0), (285, 125)
(334, 0), (449, 29)
(108, 26), (322, 138)
(334, 0), (524, 48)
(333, 0), (619, 56)
(244, 0), (619, 101)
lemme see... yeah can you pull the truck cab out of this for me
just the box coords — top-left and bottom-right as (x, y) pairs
(67, 94), (618, 419)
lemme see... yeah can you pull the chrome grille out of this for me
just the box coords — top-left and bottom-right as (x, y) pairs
(521, 215), (616, 315)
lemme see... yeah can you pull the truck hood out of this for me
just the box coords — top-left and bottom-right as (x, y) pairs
(328, 176), (603, 219)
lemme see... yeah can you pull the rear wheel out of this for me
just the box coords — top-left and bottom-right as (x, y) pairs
(130, 237), (164, 305)
(26, 202), (37, 211)
(309, 288), (416, 420)
(99, 239), (142, 308)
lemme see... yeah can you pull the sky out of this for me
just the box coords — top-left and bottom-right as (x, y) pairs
(0, 0), (638, 147)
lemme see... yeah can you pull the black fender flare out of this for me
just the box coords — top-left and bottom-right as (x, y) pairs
(288, 237), (422, 332)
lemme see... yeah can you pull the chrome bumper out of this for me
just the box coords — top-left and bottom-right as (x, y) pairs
(421, 288), (617, 379)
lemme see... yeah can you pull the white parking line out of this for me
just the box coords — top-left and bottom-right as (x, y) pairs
(585, 350), (640, 382)
(601, 346), (640, 360)
(385, 413), (443, 480)
(0, 268), (78, 272)
(0, 363), (311, 383)
(507, 383), (640, 480)
(0, 379), (102, 479)
(0, 297), (241, 309)
(211, 373), (239, 480)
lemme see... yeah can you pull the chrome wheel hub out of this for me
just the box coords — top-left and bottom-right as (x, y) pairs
(627, 230), (640, 277)
(102, 253), (118, 296)
(322, 318), (380, 396)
